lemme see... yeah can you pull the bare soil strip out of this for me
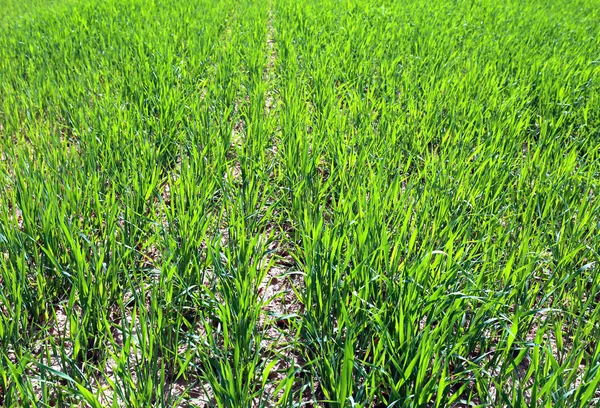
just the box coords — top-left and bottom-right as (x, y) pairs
(256, 2), (309, 406)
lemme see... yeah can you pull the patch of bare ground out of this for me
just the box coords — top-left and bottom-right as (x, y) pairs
(442, 303), (586, 407)
(225, 81), (245, 186)
(253, 3), (316, 406)
(12, 205), (24, 231)
(20, 303), (113, 406)
(51, 304), (214, 407)
(258, 252), (302, 405)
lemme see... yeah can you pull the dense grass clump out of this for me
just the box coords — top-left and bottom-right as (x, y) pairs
(1, 0), (599, 406)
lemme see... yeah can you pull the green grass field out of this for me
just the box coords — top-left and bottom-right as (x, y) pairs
(1, 0), (599, 406)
